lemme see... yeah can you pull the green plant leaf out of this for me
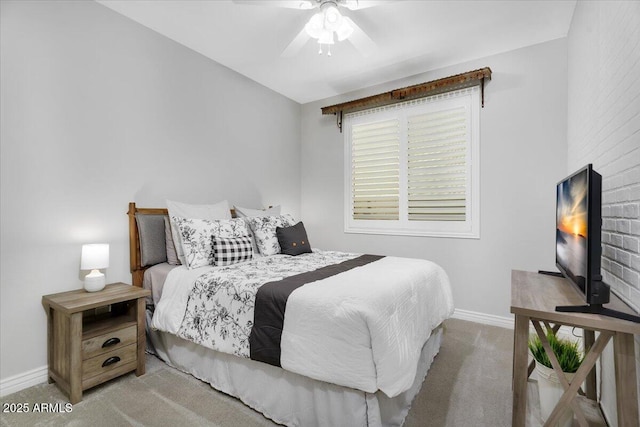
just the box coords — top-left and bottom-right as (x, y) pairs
(528, 332), (583, 373)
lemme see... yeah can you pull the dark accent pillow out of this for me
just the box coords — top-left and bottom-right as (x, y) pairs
(276, 222), (312, 256)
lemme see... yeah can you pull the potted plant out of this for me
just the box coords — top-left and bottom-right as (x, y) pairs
(529, 332), (583, 427)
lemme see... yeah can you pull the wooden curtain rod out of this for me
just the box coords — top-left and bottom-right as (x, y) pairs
(321, 67), (492, 131)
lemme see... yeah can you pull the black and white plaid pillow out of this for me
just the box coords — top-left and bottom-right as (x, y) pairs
(212, 235), (254, 266)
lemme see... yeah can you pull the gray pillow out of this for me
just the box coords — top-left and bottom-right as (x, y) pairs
(164, 216), (181, 265)
(135, 214), (167, 267)
(276, 222), (312, 256)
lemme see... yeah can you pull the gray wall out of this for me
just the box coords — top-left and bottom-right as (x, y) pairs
(0, 0), (301, 380)
(567, 1), (640, 424)
(301, 38), (568, 320)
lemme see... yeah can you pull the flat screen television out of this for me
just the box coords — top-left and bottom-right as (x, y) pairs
(553, 164), (640, 323)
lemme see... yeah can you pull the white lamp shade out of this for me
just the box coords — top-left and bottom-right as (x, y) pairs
(318, 29), (335, 45)
(336, 19), (354, 41)
(323, 6), (342, 32)
(305, 12), (324, 39)
(304, 6), (352, 51)
(81, 244), (109, 270)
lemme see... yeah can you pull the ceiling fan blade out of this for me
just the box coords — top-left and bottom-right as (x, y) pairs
(232, 0), (315, 9)
(341, 0), (394, 10)
(282, 27), (312, 57)
(343, 17), (377, 56)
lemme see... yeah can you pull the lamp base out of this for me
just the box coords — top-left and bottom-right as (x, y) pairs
(84, 270), (105, 292)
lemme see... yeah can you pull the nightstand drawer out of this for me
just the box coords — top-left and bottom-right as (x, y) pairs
(82, 324), (137, 360)
(82, 343), (137, 381)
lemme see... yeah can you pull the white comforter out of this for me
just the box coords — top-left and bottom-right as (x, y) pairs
(151, 251), (454, 398)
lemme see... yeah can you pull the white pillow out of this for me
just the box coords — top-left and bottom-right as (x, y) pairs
(172, 217), (250, 269)
(245, 214), (296, 256)
(235, 205), (281, 218)
(166, 199), (232, 265)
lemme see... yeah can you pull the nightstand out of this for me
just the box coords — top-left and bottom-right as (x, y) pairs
(42, 283), (150, 404)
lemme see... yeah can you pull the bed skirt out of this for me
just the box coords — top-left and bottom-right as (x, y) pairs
(146, 311), (442, 427)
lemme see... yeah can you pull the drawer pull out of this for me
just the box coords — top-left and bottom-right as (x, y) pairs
(102, 356), (121, 367)
(102, 337), (121, 348)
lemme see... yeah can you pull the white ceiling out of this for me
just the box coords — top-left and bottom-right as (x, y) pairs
(96, 0), (576, 104)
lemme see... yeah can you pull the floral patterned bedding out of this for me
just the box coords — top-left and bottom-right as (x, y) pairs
(175, 250), (359, 357)
(151, 250), (454, 397)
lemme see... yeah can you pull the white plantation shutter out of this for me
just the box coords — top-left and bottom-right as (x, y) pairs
(351, 119), (400, 220)
(345, 86), (480, 238)
(407, 107), (467, 221)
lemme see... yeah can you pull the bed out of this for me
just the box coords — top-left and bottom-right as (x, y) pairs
(128, 202), (454, 427)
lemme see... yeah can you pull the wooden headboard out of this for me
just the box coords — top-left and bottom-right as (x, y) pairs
(127, 202), (237, 287)
(128, 202), (168, 287)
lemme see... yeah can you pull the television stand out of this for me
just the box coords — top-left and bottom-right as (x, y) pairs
(538, 270), (564, 278)
(556, 303), (640, 323)
(511, 270), (640, 427)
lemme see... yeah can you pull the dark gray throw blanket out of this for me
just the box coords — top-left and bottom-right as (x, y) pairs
(249, 254), (384, 366)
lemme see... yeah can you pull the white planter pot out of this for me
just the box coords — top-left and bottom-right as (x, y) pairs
(535, 362), (575, 427)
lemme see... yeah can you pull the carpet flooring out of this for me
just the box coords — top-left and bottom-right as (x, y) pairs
(1, 319), (520, 427)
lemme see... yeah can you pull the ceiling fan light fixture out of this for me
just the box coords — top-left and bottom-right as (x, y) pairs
(304, 12), (324, 38)
(318, 29), (335, 45)
(303, 1), (354, 55)
(323, 5), (342, 31)
(335, 18), (354, 41)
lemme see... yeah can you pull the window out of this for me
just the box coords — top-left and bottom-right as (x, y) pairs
(344, 86), (480, 238)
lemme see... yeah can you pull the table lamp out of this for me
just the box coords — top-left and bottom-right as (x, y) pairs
(81, 243), (109, 292)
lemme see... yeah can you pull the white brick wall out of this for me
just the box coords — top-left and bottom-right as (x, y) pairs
(602, 166), (640, 302)
(568, 0), (640, 311)
(567, 1), (640, 425)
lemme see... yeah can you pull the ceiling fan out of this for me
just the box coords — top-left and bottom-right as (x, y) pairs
(233, 0), (385, 57)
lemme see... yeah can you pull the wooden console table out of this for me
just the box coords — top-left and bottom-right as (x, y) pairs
(511, 270), (640, 427)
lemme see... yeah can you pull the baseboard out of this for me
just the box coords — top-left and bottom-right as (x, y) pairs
(0, 365), (48, 398)
(451, 308), (582, 343)
(452, 308), (514, 329)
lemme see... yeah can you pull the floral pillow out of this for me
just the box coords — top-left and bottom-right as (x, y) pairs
(166, 199), (232, 265)
(173, 217), (251, 269)
(245, 214), (296, 256)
